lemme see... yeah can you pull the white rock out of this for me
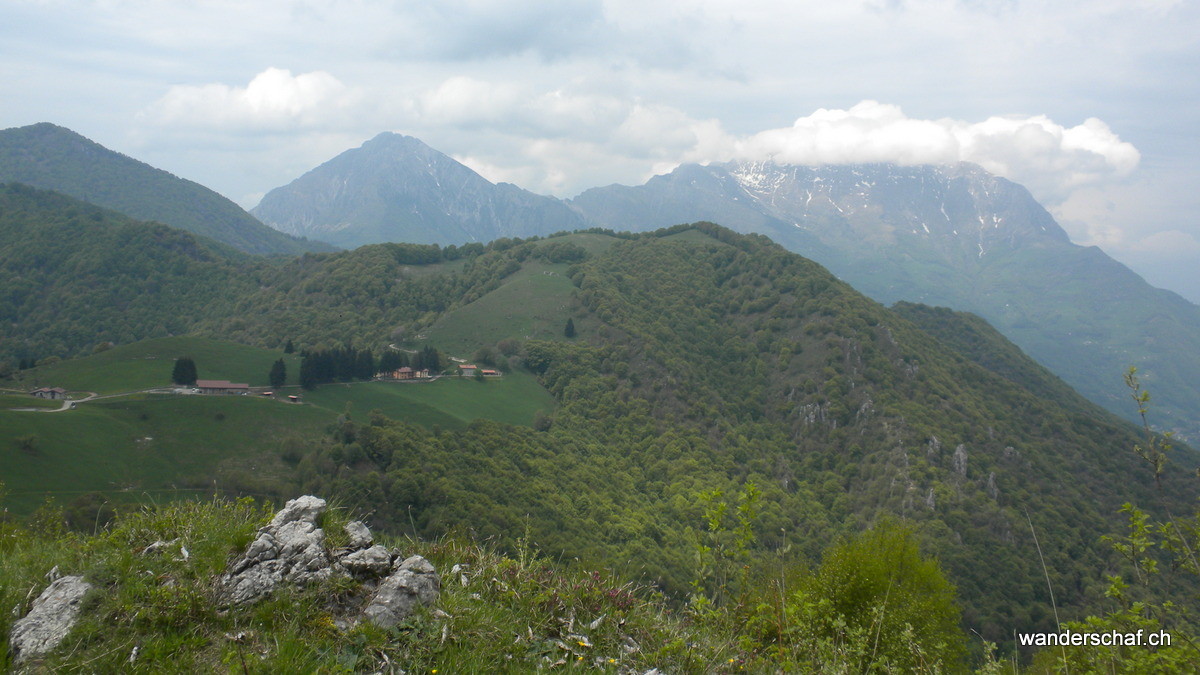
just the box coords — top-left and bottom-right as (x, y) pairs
(345, 521), (373, 549)
(218, 496), (336, 605)
(362, 555), (440, 628)
(342, 545), (393, 577)
(269, 495), (327, 529)
(9, 575), (92, 663)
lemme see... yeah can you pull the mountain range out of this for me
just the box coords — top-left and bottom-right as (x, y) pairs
(249, 135), (1200, 442)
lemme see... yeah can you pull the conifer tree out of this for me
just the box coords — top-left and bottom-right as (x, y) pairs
(564, 317), (576, 338)
(269, 358), (287, 388)
(171, 356), (197, 385)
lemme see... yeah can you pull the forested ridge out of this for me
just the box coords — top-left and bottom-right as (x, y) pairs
(0, 183), (544, 364)
(260, 223), (1194, 649)
(2, 188), (1196, 664)
(0, 184), (256, 360)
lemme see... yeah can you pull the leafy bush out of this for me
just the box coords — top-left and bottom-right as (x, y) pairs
(741, 520), (966, 672)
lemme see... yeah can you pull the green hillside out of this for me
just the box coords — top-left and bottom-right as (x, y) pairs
(302, 375), (553, 429)
(422, 259), (578, 354)
(890, 301), (1105, 413)
(420, 233), (622, 355)
(11, 336), (303, 395)
(0, 396), (326, 514)
(0, 496), (992, 672)
(274, 224), (1196, 652)
(0, 123), (331, 255)
(0, 184), (259, 363)
(0, 187), (513, 363)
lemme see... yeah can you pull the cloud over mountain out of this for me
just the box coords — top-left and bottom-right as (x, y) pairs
(139, 66), (1139, 213)
(728, 101), (1140, 205)
(143, 68), (351, 131)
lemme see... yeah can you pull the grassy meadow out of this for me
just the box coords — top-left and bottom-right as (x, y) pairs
(5, 336), (304, 395)
(420, 259), (578, 355)
(417, 233), (619, 356)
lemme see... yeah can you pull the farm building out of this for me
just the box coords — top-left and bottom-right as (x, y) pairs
(383, 367), (432, 380)
(30, 387), (67, 400)
(195, 379), (250, 395)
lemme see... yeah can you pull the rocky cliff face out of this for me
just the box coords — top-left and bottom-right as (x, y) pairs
(571, 161), (1069, 275)
(252, 133), (588, 248)
(724, 161), (1069, 260)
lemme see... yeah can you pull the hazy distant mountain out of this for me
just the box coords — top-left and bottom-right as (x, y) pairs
(0, 123), (330, 256)
(251, 132), (589, 249)
(0, 183), (255, 360)
(571, 161), (1200, 441)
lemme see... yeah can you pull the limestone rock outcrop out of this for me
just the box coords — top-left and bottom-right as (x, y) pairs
(217, 495), (337, 605)
(217, 495), (440, 627)
(344, 520), (373, 549)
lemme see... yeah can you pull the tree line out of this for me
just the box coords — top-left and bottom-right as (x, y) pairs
(298, 345), (444, 389)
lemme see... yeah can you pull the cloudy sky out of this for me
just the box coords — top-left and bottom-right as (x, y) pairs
(2, 0), (1198, 301)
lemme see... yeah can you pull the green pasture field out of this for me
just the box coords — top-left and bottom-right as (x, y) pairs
(658, 228), (724, 245)
(537, 231), (621, 256)
(0, 395), (328, 514)
(301, 372), (554, 428)
(421, 260), (578, 356)
(398, 256), (469, 278)
(6, 336), (302, 395)
(1, 338), (555, 515)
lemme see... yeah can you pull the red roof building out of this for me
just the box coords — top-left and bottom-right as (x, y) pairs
(195, 379), (250, 395)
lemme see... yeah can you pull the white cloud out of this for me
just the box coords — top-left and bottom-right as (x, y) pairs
(142, 68), (352, 131)
(390, 84), (1146, 209)
(417, 77), (525, 128)
(1129, 229), (1200, 256)
(725, 101), (1139, 205)
(137, 69), (1144, 218)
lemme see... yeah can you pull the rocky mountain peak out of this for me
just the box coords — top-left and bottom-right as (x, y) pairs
(716, 159), (1069, 254)
(251, 132), (587, 248)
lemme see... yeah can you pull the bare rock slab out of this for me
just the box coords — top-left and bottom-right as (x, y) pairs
(9, 575), (92, 663)
(342, 545), (393, 577)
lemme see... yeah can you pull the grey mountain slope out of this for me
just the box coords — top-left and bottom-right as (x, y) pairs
(571, 161), (1200, 441)
(251, 133), (588, 248)
(0, 123), (330, 256)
